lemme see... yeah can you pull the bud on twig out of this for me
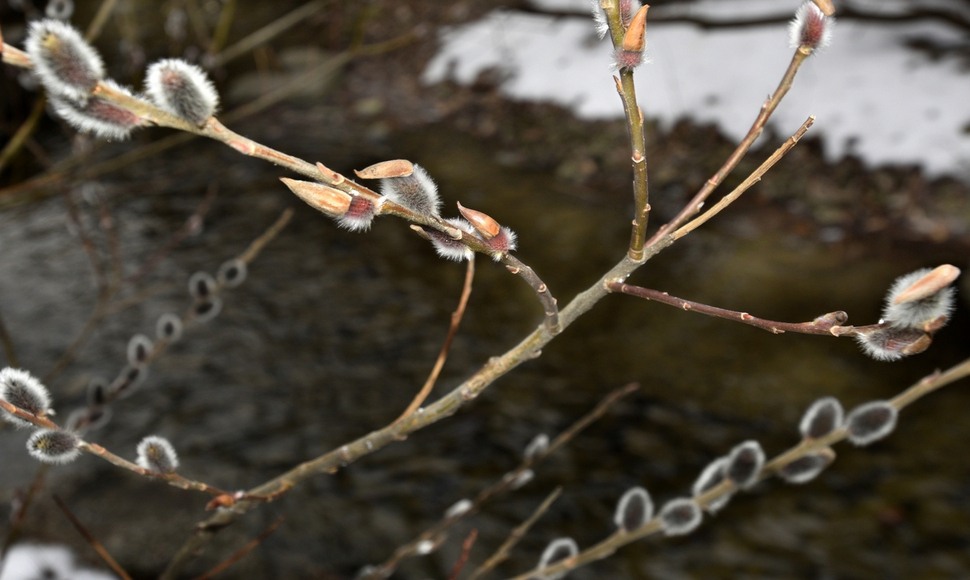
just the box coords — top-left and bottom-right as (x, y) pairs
(27, 429), (80, 464)
(845, 400), (898, 446)
(217, 259), (248, 288)
(538, 537), (578, 579)
(799, 397), (844, 439)
(358, 161), (441, 218)
(692, 457), (732, 513)
(882, 265), (958, 330)
(25, 19), (104, 101)
(659, 497), (702, 536)
(136, 435), (180, 473)
(614, 486), (653, 532)
(50, 80), (145, 140)
(789, 2), (833, 52)
(145, 58), (219, 125)
(126, 334), (153, 367)
(778, 449), (834, 484)
(280, 178), (354, 219)
(0, 368), (53, 427)
(725, 440), (765, 489)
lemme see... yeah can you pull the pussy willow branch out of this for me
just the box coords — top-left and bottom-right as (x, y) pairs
(600, 0), (651, 260)
(0, 398), (276, 501)
(510, 356), (970, 580)
(673, 116), (814, 239)
(647, 47), (811, 245)
(365, 383), (639, 579)
(608, 282), (855, 336)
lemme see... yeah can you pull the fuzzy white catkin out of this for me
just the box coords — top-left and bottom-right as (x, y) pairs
(0, 367), (52, 427)
(145, 59), (219, 125)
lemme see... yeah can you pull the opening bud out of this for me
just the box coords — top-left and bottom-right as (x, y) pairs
(854, 325), (933, 362)
(789, 2), (833, 52)
(659, 497), (702, 536)
(280, 178), (353, 218)
(27, 429), (81, 464)
(25, 19), (104, 101)
(369, 163), (441, 218)
(423, 219), (474, 262)
(621, 5), (649, 52)
(882, 265), (958, 330)
(338, 196), (382, 232)
(136, 435), (180, 473)
(145, 58), (219, 125)
(1, 368), (52, 427)
(614, 486), (653, 532)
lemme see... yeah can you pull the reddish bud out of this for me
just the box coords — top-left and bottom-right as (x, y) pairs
(50, 80), (145, 140)
(789, 2), (833, 51)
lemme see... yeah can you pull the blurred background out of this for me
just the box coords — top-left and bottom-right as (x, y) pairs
(1, 0), (969, 578)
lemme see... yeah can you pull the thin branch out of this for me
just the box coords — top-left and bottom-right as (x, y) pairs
(447, 529), (479, 580)
(501, 254), (560, 333)
(468, 487), (562, 580)
(395, 257), (476, 424)
(673, 116), (814, 240)
(207, 0), (327, 67)
(52, 495), (132, 580)
(647, 48), (811, 245)
(608, 282), (854, 336)
(192, 517), (285, 580)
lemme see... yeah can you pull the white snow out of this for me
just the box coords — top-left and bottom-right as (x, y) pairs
(424, 1), (970, 180)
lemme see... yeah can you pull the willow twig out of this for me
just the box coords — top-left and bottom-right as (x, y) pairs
(469, 487), (562, 580)
(608, 282), (855, 336)
(673, 116), (814, 240)
(53, 495), (132, 580)
(501, 254), (560, 333)
(448, 529), (479, 580)
(648, 48), (811, 245)
(395, 257), (476, 424)
(192, 517), (284, 580)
